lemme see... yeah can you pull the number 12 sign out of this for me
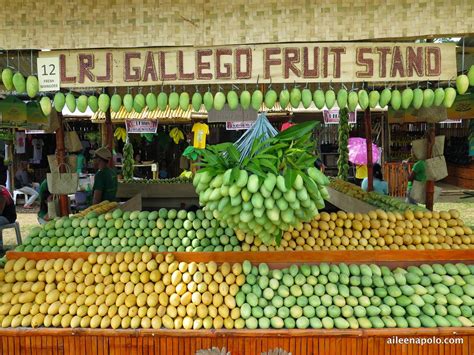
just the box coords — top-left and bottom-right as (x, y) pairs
(37, 57), (60, 91)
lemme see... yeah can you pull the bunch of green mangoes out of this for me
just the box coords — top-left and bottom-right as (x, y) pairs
(337, 108), (350, 181)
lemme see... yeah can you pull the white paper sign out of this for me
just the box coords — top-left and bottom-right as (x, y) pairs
(226, 121), (254, 130)
(37, 57), (60, 91)
(125, 120), (158, 134)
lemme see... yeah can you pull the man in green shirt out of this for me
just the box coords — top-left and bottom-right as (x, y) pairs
(405, 159), (426, 204)
(92, 147), (118, 204)
(37, 179), (51, 224)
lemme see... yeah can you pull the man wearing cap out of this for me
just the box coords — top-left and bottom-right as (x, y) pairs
(92, 147), (118, 204)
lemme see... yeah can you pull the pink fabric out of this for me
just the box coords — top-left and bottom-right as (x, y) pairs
(281, 122), (294, 131)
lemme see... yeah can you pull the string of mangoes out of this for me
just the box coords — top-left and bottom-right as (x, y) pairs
(2, 66), (474, 117)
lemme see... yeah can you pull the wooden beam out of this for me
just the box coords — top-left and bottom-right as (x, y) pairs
(55, 112), (69, 216)
(364, 108), (373, 191)
(425, 125), (435, 210)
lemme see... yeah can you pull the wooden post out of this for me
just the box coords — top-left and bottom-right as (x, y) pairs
(56, 112), (69, 216)
(425, 125), (435, 211)
(104, 105), (114, 168)
(364, 108), (373, 191)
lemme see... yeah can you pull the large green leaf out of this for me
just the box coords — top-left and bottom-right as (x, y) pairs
(230, 166), (240, 185)
(275, 120), (318, 141)
(226, 145), (241, 163)
(284, 168), (298, 189)
(258, 159), (278, 174)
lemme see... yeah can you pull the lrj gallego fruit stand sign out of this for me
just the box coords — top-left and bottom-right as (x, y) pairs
(39, 42), (457, 87)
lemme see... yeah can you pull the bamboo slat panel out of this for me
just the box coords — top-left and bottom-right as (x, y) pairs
(445, 164), (474, 190)
(6, 249), (474, 268)
(384, 162), (413, 197)
(0, 328), (472, 355)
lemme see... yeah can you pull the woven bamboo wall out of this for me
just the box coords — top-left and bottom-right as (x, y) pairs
(1, 0), (473, 50)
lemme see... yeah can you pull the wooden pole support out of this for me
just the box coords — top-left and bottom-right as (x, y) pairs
(364, 108), (373, 191)
(105, 88), (114, 168)
(56, 112), (69, 216)
(425, 125), (435, 211)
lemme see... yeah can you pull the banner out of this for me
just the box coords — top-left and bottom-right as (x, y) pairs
(226, 121), (254, 130)
(323, 109), (356, 124)
(39, 42), (456, 88)
(125, 120), (158, 134)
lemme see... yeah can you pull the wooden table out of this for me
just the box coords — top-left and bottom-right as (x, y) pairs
(325, 186), (375, 214)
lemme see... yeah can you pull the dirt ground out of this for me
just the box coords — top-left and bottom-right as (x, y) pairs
(2, 196), (473, 250)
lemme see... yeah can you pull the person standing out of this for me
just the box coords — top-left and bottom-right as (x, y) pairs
(92, 147), (118, 204)
(403, 152), (427, 204)
(0, 185), (16, 226)
(361, 163), (388, 195)
(0, 156), (8, 186)
(355, 164), (368, 186)
(14, 161), (39, 208)
(37, 179), (52, 224)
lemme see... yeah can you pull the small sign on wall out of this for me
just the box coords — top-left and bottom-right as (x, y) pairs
(125, 120), (158, 134)
(37, 57), (60, 91)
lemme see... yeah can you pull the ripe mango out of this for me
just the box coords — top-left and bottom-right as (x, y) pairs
(39, 97), (52, 116)
(412, 88), (423, 109)
(12, 72), (26, 93)
(443, 87), (456, 108)
(379, 88), (391, 108)
(251, 89), (263, 111)
(213, 92), (226, 111)
(401, 88), (413, 109)
(369, 90), (380, 109)
(313, 89), (325, 109)
(358, 89), (369, 110)
(325, 90), (336, 109)
(179, 92), (190, 111)
(433, 88), (445, 106)
(390, 89), (401, 110)
(53, 92), (66, 112)
(456, 74), (469, 94)
(337, 89), (348, 109)
(192, 92), (203, 111)
(26, 75), (39, 98)
(301, 88), (312, 109)
(88, 95), (98, 112)
(123, 94), (134, 112)
(146, 92), (157, 111)
(348, 91), (358, 112)
(66, 93), (76, 112)
(203, 91), (214, 111)
(1, 68), (13, 90)
(227, 90), (239, 110)
(279, 89), (290, 109)
(290, 88), (301, 109)
(111, 94), (122, 112)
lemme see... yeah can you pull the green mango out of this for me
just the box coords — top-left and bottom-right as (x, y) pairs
(348, 91), (358, 112)
(134, 93), (146, 113)
(192, 92), (202, 111)
(412, 88), (423, 109)
(290, 88), (301, 108)
(146, 92), (157, 111)
(358, 90), (369, 110)
(279, 89), (290, 109)
(39, 97), (52, 116)
(77, 95), (88, 113)
(179, 92), (190, 111)
(123, 94), (134, 112)
(264, 89), (277, 109)
(251, 90), (263, 111)
(401, 88), (413, 109)
(203, 91), (214, 111)
(456, 74), (469, 94)
(238, 90), (250, 109)
(390, 89), (401, 110)
(213, 91), (226, 111)
(433, 88), (445, 106)
(468, 65), (474, 86)
(98, 93), (110, 112)
(12, 72), (26, 93)
(110, 94), (122, 112)
(168, 92), (179, 110)
(26, 75), (39, 98)
(301, 88), (312, 109)
(337, 89), (348, 109)
(379, 88), (391, 108)
(443, 87), (456, 108)
(325, 90), (336, 109)
(368, 90), (380, 109)
(1, 68), (13, 90)
(313, 89), (325, 109)
(54, 92), (66, 112)
(66, 93), (76, 112)
(422, 89), (435, 108)
(88, 95), (98, 113)
(227, 90), (239, 110)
